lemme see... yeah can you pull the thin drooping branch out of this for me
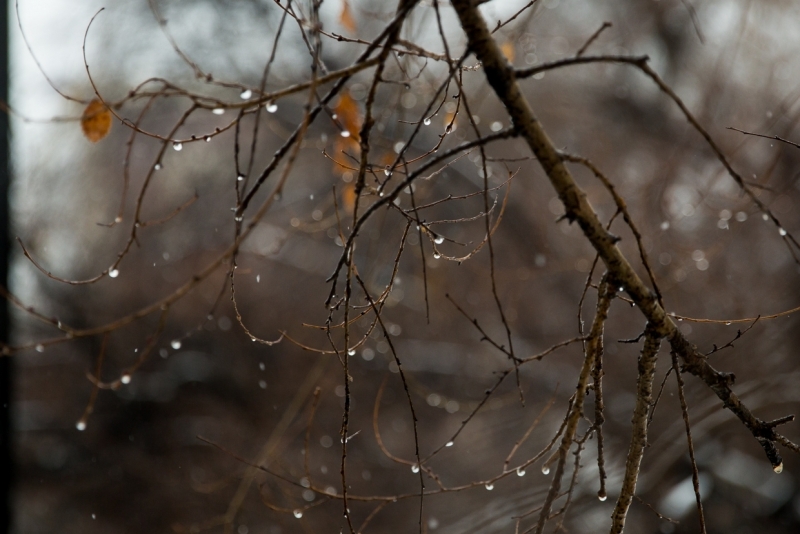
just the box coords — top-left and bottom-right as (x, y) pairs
(672, 351), (708, 534)
(609, 327), (661, 534)
(535, 274), (616, 534)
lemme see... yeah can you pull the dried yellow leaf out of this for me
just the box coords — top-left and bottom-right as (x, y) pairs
(81, 99), (112, 142)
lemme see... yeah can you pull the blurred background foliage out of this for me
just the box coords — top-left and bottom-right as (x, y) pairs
(9, 0), (800, 533)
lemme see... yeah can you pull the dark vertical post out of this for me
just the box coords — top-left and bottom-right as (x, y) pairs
(0, 0), (11, 531)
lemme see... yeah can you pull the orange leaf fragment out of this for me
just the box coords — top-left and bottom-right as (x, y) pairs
(334, 92), (362, 141)
(500, 41), (515, 63)
(341, 183), (356, 214)
(339, 0), (357, 34)
(443, 110), (457, 130)
(81, 99), (112, 142)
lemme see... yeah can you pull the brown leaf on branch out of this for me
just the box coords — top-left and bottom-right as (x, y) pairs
(334, 92), (362, 139)
(81, 99), (112, 142)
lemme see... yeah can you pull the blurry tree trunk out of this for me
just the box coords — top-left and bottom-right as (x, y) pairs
(0, 0), (11, 532)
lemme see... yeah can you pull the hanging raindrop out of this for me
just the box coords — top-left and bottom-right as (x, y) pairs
(212, 108), (225, 115)
(240, 89), (252, 100)
(292, 510), (303, 519)
(173, 142), (183, 151)
(423, 117), (431, 126)
(109, 269), (119, 278)
(434, 236), (444, 245)
(445, 441), (454, 447)
(120, 373), (131, 384)
(266, 102), (278, 113)
(411, 464), (420, 473)
(75, 420), (87, 431)
(171, 340), (182, 350)
(516, 467), (526, 477)
(485, 483), (494, 491)
(541, 465), (550, 475)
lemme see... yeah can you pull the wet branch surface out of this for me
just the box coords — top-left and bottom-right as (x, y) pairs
(451, 0), (797, 530)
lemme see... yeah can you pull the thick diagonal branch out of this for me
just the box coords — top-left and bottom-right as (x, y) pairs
(449, 0), (794, 476)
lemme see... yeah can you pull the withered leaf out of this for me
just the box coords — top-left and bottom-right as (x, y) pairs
(339, 0), (357, 34)
(81, 99), (112, 142)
